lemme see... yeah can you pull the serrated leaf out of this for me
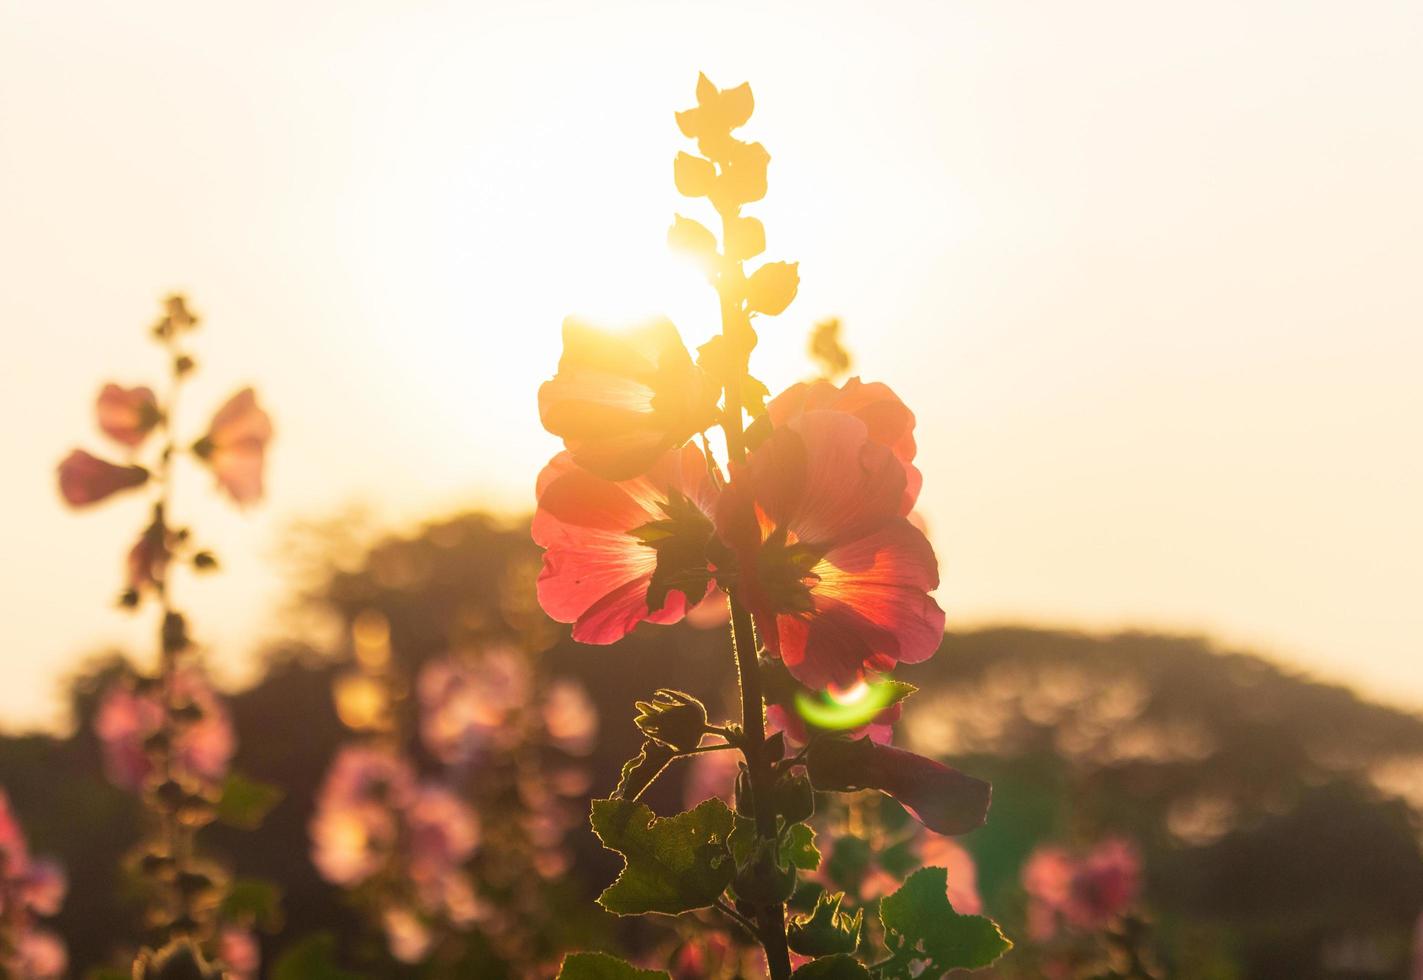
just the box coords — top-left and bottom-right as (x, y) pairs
(878, 867), (1011, 976)
(271, 933), (369, 980)
(790, 955), (872, 979)
(727, 816), (819, 870)
(615, 739), (678, 802)
(590, 798), (736, 916)
(557, 952), (671, 979)
(215, 772), (284, 831)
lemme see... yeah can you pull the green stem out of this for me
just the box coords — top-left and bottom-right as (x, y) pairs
(716, 207), (792, 980)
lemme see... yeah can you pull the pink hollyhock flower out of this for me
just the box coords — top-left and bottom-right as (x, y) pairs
(1023, 838), (1142, 939)
(716, 410), (945, 690)
(310, 800), (397, 887)
(217, 927), (260, 980)
(56, 450), (147, 507)
(767, 378), (921, 514)
(195, 387), (272, 505)
(382, 906), (434, 964)
(918, 835), (983, 914)
(418, 650), (532, 765)
(406, 785), (480, 883)
(316, 745), (417, 812)
(538, 317), (720, 481)
(20, 859), (67, 917)
(0, 789), (30, 875)
(10, 931), (67, 979)
(93, 672), (235, 791)
(96, 383), (161, 448)
(542, 679), (598, 755)
(533, 442), (720, 644)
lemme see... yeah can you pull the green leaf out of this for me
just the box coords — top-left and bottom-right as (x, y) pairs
(878, 867), (1011, 976)
(271, 934), (369, 980)
(614, 739), (677, 801)
(590, 797), (736, 916)
(220, 877), (284, 932)
(728, 817), (820, 871)
(790, 955), (872, 979)
(629, 491), (717, 614)
(557, 952), (671, 979)
(215, 772), (284, 830)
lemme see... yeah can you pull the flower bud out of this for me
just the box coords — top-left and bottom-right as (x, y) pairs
(632, 689), (707, 751)
(787, 890), (862, 957)
(772, 772), (814, 826)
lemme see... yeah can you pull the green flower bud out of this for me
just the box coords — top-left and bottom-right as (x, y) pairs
(773, 772), (815, 825)
(632, 689), (708, 751)
(787, 890), (862, 957)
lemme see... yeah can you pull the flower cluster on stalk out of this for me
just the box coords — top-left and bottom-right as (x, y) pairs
(56, 295), (275, 976)
(0, 790), (67, 979)
(312, 608), (599, 973)
(535, 76), (1009, 980)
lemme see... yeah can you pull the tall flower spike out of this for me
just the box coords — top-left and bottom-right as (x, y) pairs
(538, 317), (720, 481)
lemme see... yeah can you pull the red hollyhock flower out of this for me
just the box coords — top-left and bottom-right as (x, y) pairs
(195, 387), (272, 505)
(56, 450), (148, 507)
(717, 410), (945, 690)
(538, 317), (720, 481)
(533, 442), (720, 644)
(95, 383), (160, 448)
(767, 377), (921, 515)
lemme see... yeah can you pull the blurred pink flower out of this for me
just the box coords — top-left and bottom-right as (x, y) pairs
(19, 859), (67, 917)
(125, 523), (170, 596)
(196, 387), (272, 505)
(57, 449), (147, 507)
(93, 672), (235, 791)
(96, 383), (160, 448)
(217, 927), (261, 980)
(542, 679), (598, 755)
(406, 785), (480, 883)
(383, 906), (434, 964)
(418, 650), (532, 765)
(316, 744), (417, 812)
(11, 931), (67, 979)
(310, 800), (397, 887)
(1023, 838), (1142, 940)
(918, 835), (982, 914)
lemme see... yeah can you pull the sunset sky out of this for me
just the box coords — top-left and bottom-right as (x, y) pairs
(2, 0), (1419, 730)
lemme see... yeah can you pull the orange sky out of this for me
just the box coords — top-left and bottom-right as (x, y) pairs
(2, 1), (1420, 730)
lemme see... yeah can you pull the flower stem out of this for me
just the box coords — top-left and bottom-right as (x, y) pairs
(717, 209), (792, 980)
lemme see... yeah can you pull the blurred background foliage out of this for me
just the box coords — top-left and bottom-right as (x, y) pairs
(4, 511), (1421, 978)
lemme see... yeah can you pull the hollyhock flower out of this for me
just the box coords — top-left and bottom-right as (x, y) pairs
(20, 859), (67, 916)
(316, 745), (417, 812)
(533, 442), (720, 644)
(96, 383), (161, 448)
(1023, 838), (1142, 939)
(542, 679), (598, 755)
(310, 800), (397, 887)
(56, 450), (147, 507)
(918, 835), (983, 914)
(418, 650), (532, 765)
(217, 927), (260, 980)
(767, 378), (921, 514)
(10, 931), (67, 979)
(93, 672), (235, 791)
(194, 387), (272, 505)
(767, 699), (898, 749)
(383, 906), (434, 964)
(538, 317), (720, 481)
(406, 785), (480, 883)
(717, 410), (945, 690)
